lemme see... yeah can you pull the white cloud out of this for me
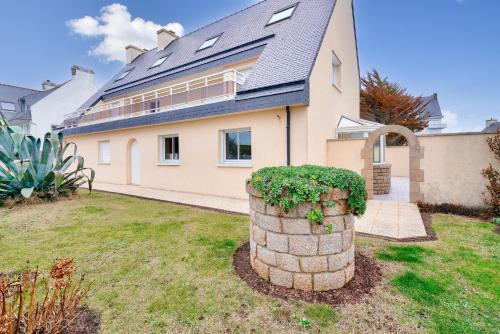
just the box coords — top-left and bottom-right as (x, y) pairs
(442, 109), (459, 129)
(67, 3), (184, 63)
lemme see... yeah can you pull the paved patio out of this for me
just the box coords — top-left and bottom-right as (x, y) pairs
(355, 200), (427, 240)
(374, 176), (409, 202)
(91, 182), (427, 240)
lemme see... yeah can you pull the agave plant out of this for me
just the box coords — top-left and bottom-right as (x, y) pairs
(0, 114), (94, 202)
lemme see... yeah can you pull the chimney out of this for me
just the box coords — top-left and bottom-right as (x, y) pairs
(157, 28), (178, 50)
(125, 45), (146, 64)
(42, 80), (59, 91)
(71, 65), (95, 77)
(486, 118), (498, 128)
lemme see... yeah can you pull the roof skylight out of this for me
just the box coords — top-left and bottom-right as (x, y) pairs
(115, 70), (131, 81)
(198, 36), (220, 51)
(150, 56), (168, 69)
(267, 5), (296, 25)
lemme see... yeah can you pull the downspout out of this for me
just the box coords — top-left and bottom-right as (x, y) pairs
(286, 106), (291, 166)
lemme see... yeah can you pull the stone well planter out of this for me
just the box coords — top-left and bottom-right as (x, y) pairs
(247, 184), (355, 291)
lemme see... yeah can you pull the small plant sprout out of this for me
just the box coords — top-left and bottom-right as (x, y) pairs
(493, 217), (500, 225)
(323, 200), (336, 208)
(325, 224), (333, 234)
(299, 318), (313, 329)
(306, 208), (324, 224)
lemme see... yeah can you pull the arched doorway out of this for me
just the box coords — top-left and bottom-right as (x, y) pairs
(127, 139), (140, 185)
(361, 125), (424, 203)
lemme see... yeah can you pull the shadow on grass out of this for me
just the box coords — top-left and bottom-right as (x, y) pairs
(376, 245), (431, 263)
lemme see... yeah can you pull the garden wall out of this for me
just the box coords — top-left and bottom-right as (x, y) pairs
(385, 146), (409, 177)
(247, 185), (355, 291)
(327, 132), (498, 207)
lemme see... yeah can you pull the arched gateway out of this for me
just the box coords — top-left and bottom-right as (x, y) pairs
(361, 125), (424, 203)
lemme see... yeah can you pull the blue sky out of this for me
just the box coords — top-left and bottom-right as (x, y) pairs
(0, 0), (498, 131)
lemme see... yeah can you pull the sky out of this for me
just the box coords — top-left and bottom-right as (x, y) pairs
(0, 0), (498, 132)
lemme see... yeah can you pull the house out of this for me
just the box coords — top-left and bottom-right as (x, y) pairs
(1, 66), (97, 138)
(419, 93), (446, 134)
(63, 0), (360, 199)
(482, 118), (499, 133)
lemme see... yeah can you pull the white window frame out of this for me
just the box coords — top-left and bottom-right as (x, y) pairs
(220, 128), (252, 165)
(150, 56), (168, 69)
(267, 5), (297, 26)
(159, 134), (180, 165)
(332, 51), (342, 89)
(98, 140), (111, 164)
(198, 35), (221, 51)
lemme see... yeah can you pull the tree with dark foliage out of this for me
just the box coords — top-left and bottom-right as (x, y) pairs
(360, 70), (430, 145)
(482, 132), (500, 219)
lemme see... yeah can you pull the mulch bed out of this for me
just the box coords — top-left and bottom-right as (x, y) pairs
(494, 224), (500, 234)
(233, 241), (382, 307)
(61, 306), (101, 334)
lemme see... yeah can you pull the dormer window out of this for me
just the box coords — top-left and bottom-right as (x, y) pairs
(0, 101), (16, 111)
(267, 5), (297, 26)
(115, 70), (131, 81)
(150, 56), (168, 69)
(198, 35), (220, 51)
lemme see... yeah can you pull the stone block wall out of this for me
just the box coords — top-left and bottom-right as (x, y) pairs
(247, 184), (355, 292)
(373, 163), (391, 195)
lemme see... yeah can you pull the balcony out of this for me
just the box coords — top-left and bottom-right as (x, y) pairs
(64, 70), (246, 128)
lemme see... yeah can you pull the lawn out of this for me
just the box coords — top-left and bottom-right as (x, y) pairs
(0, 192), (498, 333)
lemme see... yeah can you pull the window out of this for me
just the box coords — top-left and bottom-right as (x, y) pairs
(98, 141), (111, 163)
(373, 135), (386, 164)
(0, 101), (16, 111)
(198, 35), (220, 51)
(160, 135), (179, 162)
(332, 51), (341, 87)
(115, 70), (131, 81)
(150, 56), (168, 68)
(267, 5), (296, 25)
(222, 129), (251, 163)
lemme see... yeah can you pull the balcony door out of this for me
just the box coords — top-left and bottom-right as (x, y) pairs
(129, 140), (140, 185)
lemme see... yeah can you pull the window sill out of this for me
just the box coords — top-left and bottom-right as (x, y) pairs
(217, 162), (252, 168)
(157, 161), (180, 166)
(97, 162), (111, 165)
(331, 82), (342, 93)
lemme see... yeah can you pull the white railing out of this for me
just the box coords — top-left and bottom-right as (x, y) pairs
(64, 70), (246, 127)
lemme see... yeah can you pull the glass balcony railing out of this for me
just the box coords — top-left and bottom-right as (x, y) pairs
(64, 70), (246, 128)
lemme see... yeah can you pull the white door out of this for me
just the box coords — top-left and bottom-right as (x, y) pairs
(130, 140), (140, 185)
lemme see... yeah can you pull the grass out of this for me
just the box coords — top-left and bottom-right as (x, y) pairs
(1, 192), (499, 333)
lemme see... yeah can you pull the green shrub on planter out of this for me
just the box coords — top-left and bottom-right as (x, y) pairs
(248, 165), (367, 218)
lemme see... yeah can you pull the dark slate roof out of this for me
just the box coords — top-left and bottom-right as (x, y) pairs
(81, 0), (337, 109)
(422, 93), (443, 119)
(0, 84), (39, 117)
(483, 121), (500, 133)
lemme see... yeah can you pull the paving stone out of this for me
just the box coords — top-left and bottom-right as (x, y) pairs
(250, 196), (266, 213)
(300, 256), (328, 273)
(345, 262), (355, 282)
(289, 235), (318, 256)
(249, 239), (257, 259)
(342, 229), (353, 251)
(318, 233), (343, 255)
(282, 218), (311, 234)
(322, 216), (345, 233)
(246, 183), (262, 197)
(266, 204), (283, 216)
(347, 244), (355, 264)
(270, 267), (293, 288)
(253, 258), (270, 280)
(322, 200), (348, 216)
(344, 215), (355, 230)
(328, 251), (349, 271)
(266, 232), (288, 253)
(277, 253), (300, 272)
(320, 188), (349, 201)
(314, 270), (345, 291)
(297, 202), (321, 217)
(293, 273), (313, 291)
(257, 245), (277, 266)
(253, 225), (267, 246)
(255, 213), (281, 232)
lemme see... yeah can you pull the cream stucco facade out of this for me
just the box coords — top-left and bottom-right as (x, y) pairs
(66, 0), (360, 200)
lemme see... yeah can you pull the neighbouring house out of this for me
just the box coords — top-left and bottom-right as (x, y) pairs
(63, 0), (360, 199)
(0, 66), (97, 138)
(418, 93), (446, 134)
(482, 118), (499, 133)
